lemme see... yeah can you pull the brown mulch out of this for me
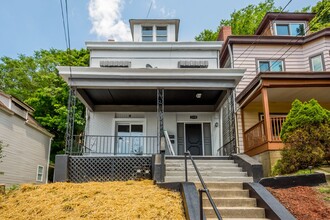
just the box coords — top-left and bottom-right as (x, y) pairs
(267, 186), (330, 220)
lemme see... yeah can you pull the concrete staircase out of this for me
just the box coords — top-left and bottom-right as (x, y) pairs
(165, 157), (269, 220)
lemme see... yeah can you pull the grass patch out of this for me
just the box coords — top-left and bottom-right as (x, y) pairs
(0, 180), (185, 219)
(294, 169), (315, 175)
(317, 184), (330, 202)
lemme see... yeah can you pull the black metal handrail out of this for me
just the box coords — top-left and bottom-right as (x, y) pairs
(184, 151), (222, 220)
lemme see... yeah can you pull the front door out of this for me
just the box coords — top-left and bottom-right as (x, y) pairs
(116, 123), (144, 155)
(185, 124), (203, 155)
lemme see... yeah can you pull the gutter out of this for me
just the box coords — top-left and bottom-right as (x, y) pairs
(46, 137), (53, 184)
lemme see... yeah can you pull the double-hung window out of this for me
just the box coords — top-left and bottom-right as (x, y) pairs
(275, 23), (305, 36)
(310, 54), (324, 71)
(142, 26), (153, 42)
(156, 26), (167, 42)
(36, 165), (44, 182)
(142, 26), (168, 42)
(258, 60), (284, 72)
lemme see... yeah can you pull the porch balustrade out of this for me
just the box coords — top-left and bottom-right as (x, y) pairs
(244, 116), (287, 150)
(69, 135), (159, 155)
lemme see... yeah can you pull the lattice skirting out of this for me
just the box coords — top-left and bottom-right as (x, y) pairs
(68, 156), (152, 182)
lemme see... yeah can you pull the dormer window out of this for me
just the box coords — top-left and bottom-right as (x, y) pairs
(156, 26), (167, 42)
(141, 26), (168, 42)
(142, 26), (153, 42)
(275, 23), (305, 36)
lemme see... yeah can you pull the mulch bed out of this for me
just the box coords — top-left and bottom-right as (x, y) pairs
(267, 186), (330, 220)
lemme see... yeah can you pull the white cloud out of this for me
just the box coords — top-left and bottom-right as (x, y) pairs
(88, 0), (131, 41)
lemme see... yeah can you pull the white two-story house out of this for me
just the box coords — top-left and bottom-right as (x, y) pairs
(58, 19), (245, 157)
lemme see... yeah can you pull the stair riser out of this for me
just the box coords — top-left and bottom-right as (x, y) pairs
(166, 160), (235, 164)
(166, 172), (247, 177)
(165, 177), (253, 183)
(203, 198), (256, 207)
(166, 164), (239, 168)
(208, 190), (250, 198)
(194, 182), (243, 189)
(166, 167), (241, 172)
(204, 208), (265, 218)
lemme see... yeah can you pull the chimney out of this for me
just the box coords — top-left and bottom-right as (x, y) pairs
(217, 26), (232, 42)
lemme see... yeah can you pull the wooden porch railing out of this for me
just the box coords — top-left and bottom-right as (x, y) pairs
(244, 120), (267, 150)
(244, 116), (287, 150)
(270, 116), (286, 141)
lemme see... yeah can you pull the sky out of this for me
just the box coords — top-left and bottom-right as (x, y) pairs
(0, 0), (319, 59)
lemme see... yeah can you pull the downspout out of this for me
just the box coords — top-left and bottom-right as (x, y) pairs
(46, 137), (53, 184)
(228, 44), (234, 68)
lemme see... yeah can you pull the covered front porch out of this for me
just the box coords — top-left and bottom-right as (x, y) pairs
(58, 67), (244, 156)
(237, 72), (330, 175)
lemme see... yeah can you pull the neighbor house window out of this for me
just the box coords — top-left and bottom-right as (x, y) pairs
(310, 54), (324, 71)
(156, 26), (167, 42)
(275, 23), (305, 36)
(36, 165), (44, 182)
(142, 26), (153, 42)
(258, 60), (284, 72)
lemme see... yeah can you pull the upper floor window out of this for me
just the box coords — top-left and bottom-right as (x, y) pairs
(142, 26), (168, 42)
(310, 54), (324, 71)
(156, 26), (167, 42)
(258, 60), (284, 72)
(275, 23), (305, 36)
(142, 26), (153, 42)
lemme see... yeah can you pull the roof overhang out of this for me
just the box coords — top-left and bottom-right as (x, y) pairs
(236, 72), (330, 108)
(57, 67), (245, 112)
(255, 12), (316, 35)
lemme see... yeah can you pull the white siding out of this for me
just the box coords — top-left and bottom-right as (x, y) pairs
(90, 50), (219, 69)
(0, 110), (51, 186)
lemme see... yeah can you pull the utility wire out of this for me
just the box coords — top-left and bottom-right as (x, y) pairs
(250, 5), (330, 75)
(60, 0), (68, 49)
(146, 0), (153, 18)
(234, 0), (293, 67)
(65, 0), (71, 50)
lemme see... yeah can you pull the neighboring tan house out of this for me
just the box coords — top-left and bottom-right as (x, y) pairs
(0, 92), (53, 186)
(57, 19), (244, 158)
(220, 12), (330, 175)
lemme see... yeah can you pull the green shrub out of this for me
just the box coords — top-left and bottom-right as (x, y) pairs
(274, 99), (330, 175)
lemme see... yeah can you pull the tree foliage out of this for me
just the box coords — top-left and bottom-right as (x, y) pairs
(0, 49), (89, 161)
(195, 0), (329, 41)
(273, 99), (330, 175)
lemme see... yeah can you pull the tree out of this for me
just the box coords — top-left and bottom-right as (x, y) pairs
(195, 0), (280, 41)
(195, 0), (329, 41)
(0, 49), (89, 161)
(310, 0), (330, 32)
(272, 99), (330, 175)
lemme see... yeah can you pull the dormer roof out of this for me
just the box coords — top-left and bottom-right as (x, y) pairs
(255, 12), (316, 35)
(129, 19), (180, 41)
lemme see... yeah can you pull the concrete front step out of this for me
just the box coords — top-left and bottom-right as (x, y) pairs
(209, 218), (270, 220)
(166, 159), (235, 164)
(166, 156), (230, 160)
(166, 164), (239, 168)
(166, 166), (243, 172)
(207, 189), (250, 198)
(204, 207), (266, 218)
(203, 197), (257, 207)
(166, 171), (247, 177)
(165, 176), (253, 183)
(195, 182), (243, 190)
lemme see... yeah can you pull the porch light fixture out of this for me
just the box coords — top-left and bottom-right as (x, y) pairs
(195, 93), (202, 99)
(215, 122), (219, 127)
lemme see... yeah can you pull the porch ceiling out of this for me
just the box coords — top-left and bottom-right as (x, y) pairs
(77, 88), (226, 112)
(252, 87), (330, 103)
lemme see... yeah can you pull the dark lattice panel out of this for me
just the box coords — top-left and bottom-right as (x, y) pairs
(222, 92), (237, 155)
(68, 156), (152, 182)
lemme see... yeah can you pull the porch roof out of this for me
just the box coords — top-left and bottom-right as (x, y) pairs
(236, 71), (330, 108)
(57, 67), (245, 112)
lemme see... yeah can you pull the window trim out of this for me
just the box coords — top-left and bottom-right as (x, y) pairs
(256, 59), (285, 72)
(273, 21), (307, 36)
(309, 53), (325, 72)
(36, 165), (44, 182)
